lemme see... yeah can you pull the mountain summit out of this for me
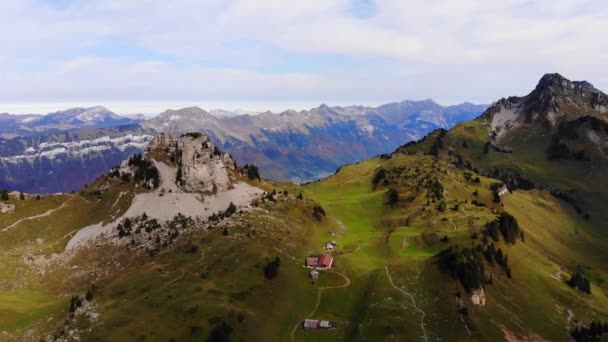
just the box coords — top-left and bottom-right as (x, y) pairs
(483, 74), (608, 144)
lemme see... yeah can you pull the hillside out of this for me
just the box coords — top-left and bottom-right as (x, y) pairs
(1, 74), (607, 341)
(0, 132), (345, 341)
(2, 128), (606, 340)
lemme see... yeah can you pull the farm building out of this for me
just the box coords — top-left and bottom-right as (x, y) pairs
(324, 240), (337, 251)
(303, 319), (336, 329)
(317, 254), (333, 269)
(306, 257), (319, 268)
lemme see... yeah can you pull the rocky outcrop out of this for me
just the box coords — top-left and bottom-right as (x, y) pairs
(150, 132), (237, 193)
(471, 288), (486, 306)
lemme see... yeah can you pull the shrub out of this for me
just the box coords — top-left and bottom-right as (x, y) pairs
(570, 321), (608, 341)
(264, 257), (281, 280)
(387, 188), (399, 206)
(207, 321), (233, 342)
(69, 295), (82, 313)
(372, 168), (387, 189)
(568, 270), (591, 294)
(312, 205), (326, 222)
(245, 164), (261, 181)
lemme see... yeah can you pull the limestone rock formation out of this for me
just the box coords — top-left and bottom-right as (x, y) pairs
(471, 288), (486, 306)
(150, 132), (237, 193)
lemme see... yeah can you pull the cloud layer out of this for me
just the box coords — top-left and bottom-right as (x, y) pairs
(1, 0), (607, 113)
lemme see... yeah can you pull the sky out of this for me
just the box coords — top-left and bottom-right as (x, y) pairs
(1, 0), (607, 115)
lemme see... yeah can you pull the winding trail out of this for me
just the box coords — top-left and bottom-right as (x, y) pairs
(1, 197), (75, 232)
(289, 270), (351, 342)
(448, 218), (457, 231)
(129, 245), (202, 303)
(385, 266), (428, 342)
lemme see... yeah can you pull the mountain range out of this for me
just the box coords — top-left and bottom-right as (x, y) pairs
(0, 100), (487, 193)
(0, 106), (140, 139)
(1, 73), (607, 341)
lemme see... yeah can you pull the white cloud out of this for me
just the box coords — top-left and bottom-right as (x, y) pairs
(0, 0), (607, 112)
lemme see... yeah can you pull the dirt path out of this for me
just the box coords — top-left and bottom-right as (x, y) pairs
(385, 266), (428, 342)
(448, 218), (457, 231)
(129, 246), (201, 303)
(2, 197), (75, 232)
(290, 270), (351, 342)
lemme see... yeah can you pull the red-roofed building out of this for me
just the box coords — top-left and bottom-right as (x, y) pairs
(306, 257), (319, 268)
(317, 254), (333, 269)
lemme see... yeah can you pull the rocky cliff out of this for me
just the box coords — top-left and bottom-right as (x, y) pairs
(149, 132), (237, 193)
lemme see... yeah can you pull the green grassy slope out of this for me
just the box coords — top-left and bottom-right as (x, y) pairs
(302, 151), (608, 340)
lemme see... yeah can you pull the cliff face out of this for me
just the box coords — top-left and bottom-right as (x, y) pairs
(0, 125), (153, 193)
(149, 132), (237, 193)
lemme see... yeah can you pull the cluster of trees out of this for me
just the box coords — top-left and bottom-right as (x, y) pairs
(429, 129), (448, 158)
(263, 190), (277, 202)
(68, 295), (83, 314)
(0, 190), (8, 201)
(108, 167), (120, 178)
(207, 320), (233, 342)
(482, 243), (512, 278)
(485, 212), (523, 245)
(463, 172), (481, 183)
(425, 178), (444, 203)
(439, 239), (517, 291)
(264, 257), (281, 280)
(312, 205), (326, 222)
(436, 201), (447, 212)
(68, 285), (95, 315)
(167, 212), (194, 230)
(455, 154), (473, 170)
(438, 246), (487, 292)
(117, 218), (133, 237)
(210, 203), (238, 222)
(570, 321), (608, 341)
(471, 199), (485, 207)
(490, 182), (504, 203)
(109, 154), (160, 189)
(568, 270), (591, 294)
(372, 168), (388, 189)
(387, 188), (399, 206)
(243, 164), (261, 181)
(128, 153), (160, 189)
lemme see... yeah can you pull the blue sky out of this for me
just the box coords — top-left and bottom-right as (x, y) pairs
(1, 0), (607, 114)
